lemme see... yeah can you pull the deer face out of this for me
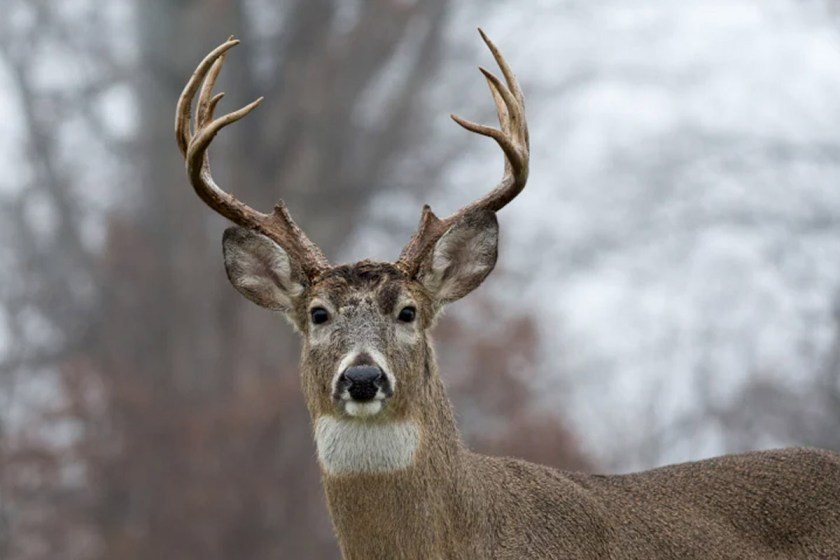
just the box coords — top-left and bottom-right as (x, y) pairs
(299, 262), (430, 420)
(221, 208), (499, 422)
(177, 30), (526, 433)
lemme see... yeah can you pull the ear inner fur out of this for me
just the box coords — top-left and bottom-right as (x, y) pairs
(417, 208), (499, 306)
(222, 227), (306, 313)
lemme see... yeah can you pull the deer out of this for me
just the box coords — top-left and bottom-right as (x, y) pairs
(175, 31), (840, 560)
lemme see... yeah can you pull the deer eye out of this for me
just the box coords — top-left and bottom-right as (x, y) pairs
(310, 307), (330, 325)
(397, 306), (416, 323)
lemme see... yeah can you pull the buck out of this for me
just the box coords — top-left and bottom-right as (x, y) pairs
(176, 32), (840, 559)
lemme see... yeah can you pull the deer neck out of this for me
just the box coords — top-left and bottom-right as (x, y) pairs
(315, 372), (470, 559)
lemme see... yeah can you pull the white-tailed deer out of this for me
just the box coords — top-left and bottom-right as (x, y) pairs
(176, 31), (840, 559)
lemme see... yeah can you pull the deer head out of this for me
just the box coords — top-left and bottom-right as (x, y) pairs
(175, 30), (528, 428)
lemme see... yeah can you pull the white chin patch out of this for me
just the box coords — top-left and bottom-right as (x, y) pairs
(344, 400), (382, 417)
(315, 416), (421, 475)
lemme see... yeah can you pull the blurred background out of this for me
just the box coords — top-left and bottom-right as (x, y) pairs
(2, 0), (840, 558)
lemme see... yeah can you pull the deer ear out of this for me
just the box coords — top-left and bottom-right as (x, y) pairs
(417, 209), (498, 306)
(222, 227), (306, 313)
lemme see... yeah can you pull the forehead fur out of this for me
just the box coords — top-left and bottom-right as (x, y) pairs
(318, 260), (406, 288)
(313, 260), (416, 312)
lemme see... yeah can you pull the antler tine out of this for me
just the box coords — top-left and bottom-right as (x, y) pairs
(176, 38), (238, 157)
(396, 29), (529, 277)
(478, 28), (526, 110)
(176, 39), (330, 280)
(196, 38), (229, 129)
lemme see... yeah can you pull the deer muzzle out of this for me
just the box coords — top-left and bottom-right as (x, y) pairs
(332, 353), (395, 418)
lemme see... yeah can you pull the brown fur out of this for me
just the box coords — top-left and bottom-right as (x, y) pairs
(321, 351), (840, 559)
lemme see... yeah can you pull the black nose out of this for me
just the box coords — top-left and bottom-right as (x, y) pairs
(342, 366), (384, 402)
(345, 366), (382, 385)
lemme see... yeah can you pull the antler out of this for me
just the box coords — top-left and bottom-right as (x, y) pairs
(395, 29), (529, 277)
(175, 38), (330, 280)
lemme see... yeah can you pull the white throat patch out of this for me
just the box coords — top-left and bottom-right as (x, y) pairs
(315, 416), (421, 475)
